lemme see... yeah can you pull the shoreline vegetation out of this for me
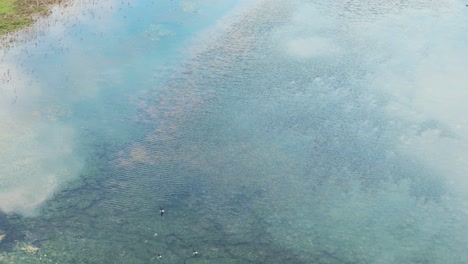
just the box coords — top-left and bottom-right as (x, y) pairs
(0, 0), (66, 36)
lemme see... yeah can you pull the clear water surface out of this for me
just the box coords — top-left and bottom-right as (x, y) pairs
(1, 0), (468, 263)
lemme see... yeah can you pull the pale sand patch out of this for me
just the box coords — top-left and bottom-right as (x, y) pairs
(115, 143), (156, 168)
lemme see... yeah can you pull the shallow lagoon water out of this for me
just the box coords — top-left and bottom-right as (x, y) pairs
(1, 0), (468, 263)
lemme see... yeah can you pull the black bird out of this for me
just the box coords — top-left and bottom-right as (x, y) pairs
(159, 206), (165, 217)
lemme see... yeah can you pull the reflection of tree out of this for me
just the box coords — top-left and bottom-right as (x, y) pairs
(145, 24), (175, 42)
(180, 0), (199, 14)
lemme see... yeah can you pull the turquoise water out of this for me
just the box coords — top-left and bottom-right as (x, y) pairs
(1, 0), (468, 263)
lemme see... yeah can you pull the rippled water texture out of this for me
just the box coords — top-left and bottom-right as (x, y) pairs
(1, 0), (468, 263)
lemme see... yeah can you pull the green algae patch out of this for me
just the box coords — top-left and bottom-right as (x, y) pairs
(0, 17), (33, 35)
(0, 0), (31, 35)
(0, 0), (65, 35)
(0, 0), (17, 15)
(1, 0), (26, 34)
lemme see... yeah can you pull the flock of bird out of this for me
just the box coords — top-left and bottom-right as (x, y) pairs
(157, 206), (200, 263)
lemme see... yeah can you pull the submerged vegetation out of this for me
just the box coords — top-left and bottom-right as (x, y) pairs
(0, 0), (65, 35)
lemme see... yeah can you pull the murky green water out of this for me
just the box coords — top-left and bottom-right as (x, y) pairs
(1, 0), (468, 263)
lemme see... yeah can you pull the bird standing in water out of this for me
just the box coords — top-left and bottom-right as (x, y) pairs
(159, 206), (165, 217)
